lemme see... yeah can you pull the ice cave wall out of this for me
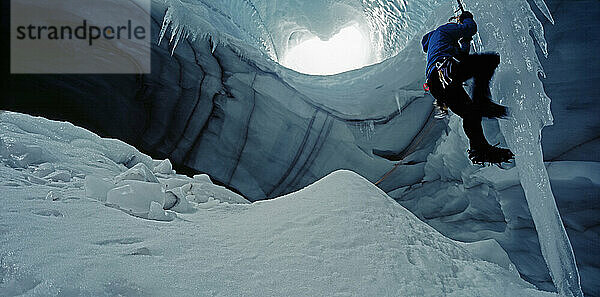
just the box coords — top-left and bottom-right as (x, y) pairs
(534, 0), (599, 294)
(4, 0), (446, 202)
(1, 0), (598, 296)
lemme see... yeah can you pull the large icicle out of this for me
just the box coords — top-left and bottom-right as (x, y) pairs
(500, 105), (583, 297)
(469, 0), (583, 295)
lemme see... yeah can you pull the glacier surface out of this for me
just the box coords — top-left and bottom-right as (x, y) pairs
(2, 0), (598, 296)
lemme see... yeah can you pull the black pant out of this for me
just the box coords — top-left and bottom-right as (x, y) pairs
(428, 53), (500, 150)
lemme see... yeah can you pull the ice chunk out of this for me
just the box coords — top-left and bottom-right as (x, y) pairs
(164, 191), (178, 209)
(501, 140), (584, 297)
(84, 176), (115, 202)
(26, 174), (48, 185)
(32, 163), (55, 178)
(45, 190), (62, 201)
(153, 159), (174, 175)
(147, 201), (176, 221)
(106, 180), (165, 214)
(185, 182), (250, 205)
(158, 177), (193, 190)
(532, 0), (555, 24)
(192, 174), (212, 184)
(114, 163), (159, 184)
(0, 138), (43, 168)
(473, 0), (583, 294)
(165, 187), (195, 213)
(43, 170), (71, 182)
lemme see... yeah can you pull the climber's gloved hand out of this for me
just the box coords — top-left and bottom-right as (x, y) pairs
(461, 36), (473, 43)
(459, 11), (474, 22)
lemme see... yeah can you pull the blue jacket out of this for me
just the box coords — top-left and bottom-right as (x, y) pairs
(422, 18), (477, 79)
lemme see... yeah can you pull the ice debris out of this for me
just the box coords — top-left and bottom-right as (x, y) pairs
(83, 158), (250, 221)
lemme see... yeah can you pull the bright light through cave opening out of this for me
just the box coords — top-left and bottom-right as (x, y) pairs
(280, 24), (371, 75)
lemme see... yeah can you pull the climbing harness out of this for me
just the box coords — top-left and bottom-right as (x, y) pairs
(431, 57), (457, 119)
(435, 57), (460, 89)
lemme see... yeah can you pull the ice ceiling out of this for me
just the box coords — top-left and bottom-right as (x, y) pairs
(270, 0), (418, 74)
(159, 0), (437, 74)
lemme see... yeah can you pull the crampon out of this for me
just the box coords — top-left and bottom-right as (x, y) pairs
(468, 144), (514, 166)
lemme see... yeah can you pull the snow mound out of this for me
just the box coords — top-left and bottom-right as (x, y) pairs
(247, 170), (554, 297)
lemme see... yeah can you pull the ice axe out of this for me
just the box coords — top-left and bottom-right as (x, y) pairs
(456, 0), (465, 13)
(449, 0), (466, 22)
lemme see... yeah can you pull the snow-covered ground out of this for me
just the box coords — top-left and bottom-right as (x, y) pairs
(0, 112), (559, 296)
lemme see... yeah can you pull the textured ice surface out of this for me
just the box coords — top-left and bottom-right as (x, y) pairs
(0, 112), (557, 296)
(2, 0), (598, 295)
(538, 0), (600, 163)
(157, 0), (442, 65)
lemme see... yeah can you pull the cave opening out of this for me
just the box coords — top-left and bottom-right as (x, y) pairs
(279, 23), (374, 75)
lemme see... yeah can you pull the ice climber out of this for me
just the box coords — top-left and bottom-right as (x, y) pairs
(422, 11), (514, 164)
